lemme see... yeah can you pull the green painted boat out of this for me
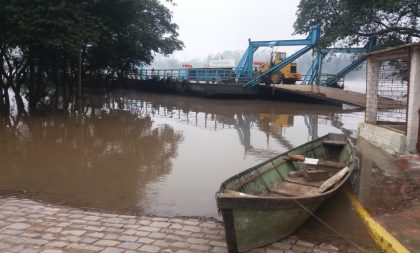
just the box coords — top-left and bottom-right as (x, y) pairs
(216, 133), (356, 253)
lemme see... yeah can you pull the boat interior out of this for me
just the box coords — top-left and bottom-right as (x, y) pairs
(222, 134), (354, 198)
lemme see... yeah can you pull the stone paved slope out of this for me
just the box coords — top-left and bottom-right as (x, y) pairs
(0, 197), (342, 253)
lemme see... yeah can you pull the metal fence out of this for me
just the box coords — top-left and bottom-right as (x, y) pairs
(137, 68), (249, 84)
(376, 60), (408, 126)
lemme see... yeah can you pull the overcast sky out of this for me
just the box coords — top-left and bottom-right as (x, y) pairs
(167, 0), (302, 61)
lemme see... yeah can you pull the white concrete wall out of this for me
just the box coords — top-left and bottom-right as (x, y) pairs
(359, 123), (406, 154)
(406, 46), (420, 153)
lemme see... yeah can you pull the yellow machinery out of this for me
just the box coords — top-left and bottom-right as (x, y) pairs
(259, 52), (302, 84)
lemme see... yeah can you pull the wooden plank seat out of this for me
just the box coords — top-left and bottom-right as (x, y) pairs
(269, 181), (319, 197)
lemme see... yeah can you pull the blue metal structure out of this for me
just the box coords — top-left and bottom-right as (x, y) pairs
(302, 37), (376, 87)
(235, 24), (321, 87)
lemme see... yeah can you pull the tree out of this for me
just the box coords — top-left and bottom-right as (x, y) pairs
(294, 0), (420, 48)
(0, 0), (183, 114)
(86, 0), (183, 80)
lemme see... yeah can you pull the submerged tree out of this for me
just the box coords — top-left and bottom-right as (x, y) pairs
(294, 0), (420, 48)
(0, 0), (183, 114)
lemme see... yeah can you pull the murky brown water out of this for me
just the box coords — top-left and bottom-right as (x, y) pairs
(0, 90), (366, 218)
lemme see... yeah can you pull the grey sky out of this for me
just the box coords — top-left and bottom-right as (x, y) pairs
(168, 0), (302, 61)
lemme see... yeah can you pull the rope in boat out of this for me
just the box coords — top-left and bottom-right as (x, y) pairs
(292, 198), (364, 251)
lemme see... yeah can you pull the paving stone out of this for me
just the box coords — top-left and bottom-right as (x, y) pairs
(296, 239), (315, 248)
(123, 224), (139, 229)
(318, 243), (339, 251)
(139, 226), (161, 232)
(103, 233), (119, 240)
(102, 217), (123, 223)
(20, 248), (40, 253)
(6, 217), (26, 222)
(138, 238), (154, 244)
(40, 250), (63, 253)
(182, 225), (201, 232)
(5, 223), (30, 230)
(135, 231), (150, 237)
(67, 243), (104, 251)
(175, 250), (193, 253)
(21, 233), (39, 239)
(94, 239), (120, 247)
(0, 197), (350, 253)
(168, 223), (182, 229)
(84, 225), (105, 232)
(171, 241), (190, 248)
(4, 235), (29, 244)
(80, 237), (98, 244)
(149, 232), (166, 239)
(186, 237), (209, 244)
(122, 229), (138, 235)
(174, 230), (191, 236)
(152, 239), (170, 247)
(41, 233), (56, 240)
(150, 221), (171, 228)
(45, 241), (69, 248)
(118, 235), (138, 242)
(210, 240), (226, 247)
(137, 220), (152, 226)
(87, 232), (105, 238)
(271, 242), (292, 250)
(182, 220), (199, 226)
(61, 235), (81, 243)
(139, 245), (160, 252)
(152, 217), (168, 222)
(190, 244), (211, 251)
(166, 234), (184, 241)
(46, 227), (62, 233)
(100, 247), (124, 253)
(84, 215), (102, 221)
(24, 238), (49, 246)
(211, 246), (228, 253)
(118, 241), (142, 250)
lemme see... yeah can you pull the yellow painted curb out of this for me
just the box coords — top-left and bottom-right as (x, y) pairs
(344, 187), (410, 253)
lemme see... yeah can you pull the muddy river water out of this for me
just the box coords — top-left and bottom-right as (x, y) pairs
(0, 90), (366, 217)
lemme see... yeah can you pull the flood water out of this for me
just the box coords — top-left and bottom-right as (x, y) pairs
(0, 90), (366, 218)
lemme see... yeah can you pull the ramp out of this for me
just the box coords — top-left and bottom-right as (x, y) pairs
(271, 85), (405, 109)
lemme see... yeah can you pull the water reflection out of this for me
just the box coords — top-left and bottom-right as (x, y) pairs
(0, 98), (183, 214)
(0, 90), (364, 217)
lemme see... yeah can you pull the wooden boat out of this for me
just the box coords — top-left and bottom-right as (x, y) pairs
(216, 133), (356, 253)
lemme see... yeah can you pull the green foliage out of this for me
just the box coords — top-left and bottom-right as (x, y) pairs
(0, 0), (183, 113)
(294, 0), (420, 48)
(86, 0), (183, 77)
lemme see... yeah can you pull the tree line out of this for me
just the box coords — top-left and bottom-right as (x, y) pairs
(0, 0), (183, 115)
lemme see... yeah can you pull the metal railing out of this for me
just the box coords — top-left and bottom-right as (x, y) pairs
(138, 68), (249, 85)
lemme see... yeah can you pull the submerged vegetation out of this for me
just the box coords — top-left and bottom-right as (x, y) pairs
(0, 0), (183, 115)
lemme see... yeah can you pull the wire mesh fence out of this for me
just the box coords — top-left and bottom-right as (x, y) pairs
(376, 60), (408, 127)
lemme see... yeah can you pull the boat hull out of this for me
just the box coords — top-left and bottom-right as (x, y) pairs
(216, 133), (355, 252)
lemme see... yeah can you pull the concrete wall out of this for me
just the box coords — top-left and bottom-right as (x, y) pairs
(406, 47), (420, 153)
(366, 58), (379, 124)
(359, 123), (406, 154)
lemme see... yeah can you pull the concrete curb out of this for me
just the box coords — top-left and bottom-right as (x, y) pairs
(344, 187), (410, 253)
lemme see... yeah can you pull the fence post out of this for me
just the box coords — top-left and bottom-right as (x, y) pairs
(417, 109), (420, 153)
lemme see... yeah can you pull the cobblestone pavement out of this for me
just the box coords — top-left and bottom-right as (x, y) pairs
(0, 197), (343, 253)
